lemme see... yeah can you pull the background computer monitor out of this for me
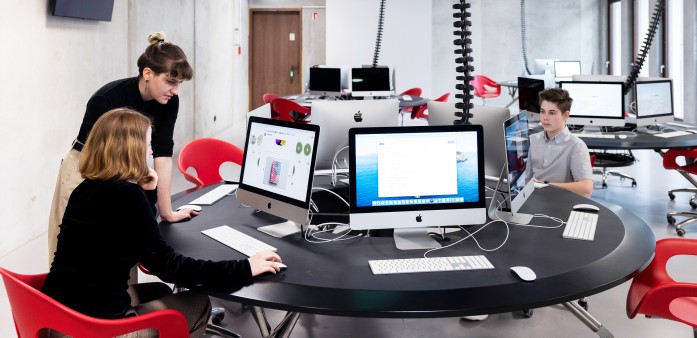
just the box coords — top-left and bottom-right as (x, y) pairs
(553, 61), (582, 78)
(349, 125), (486, 249)
(310, 99), (399, 170)
(533, 58), (559, 75)
(518, 76), (545, 116)
(350, 67), (393, 97)
(634, 79), (674, 126)
(427, 101), (510, 178)
(308, 67), (344, 96)
(489, 112), (534, 224)
(559, 81), (626, 127)
(237, 116), (320, 225)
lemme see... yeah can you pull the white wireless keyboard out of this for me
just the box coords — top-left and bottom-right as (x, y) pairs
(189, 184), (238, 205)
(202, 225), (276, 257)
(368, 255), (494, 275)
(563, 211), (598, 241)
(665, 121), (693, 129)
(654, 130), (693, 138)
(576, 133), (616, 139)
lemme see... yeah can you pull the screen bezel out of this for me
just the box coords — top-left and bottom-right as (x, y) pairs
(350, 67), (393, 97)
(634, 79), (674, 125)
(502, 112), (535, 214)
(559, 81), (626, 127)
(308, 67), (343, 96)
(348, 125), (486, 215)
(237, 116), (320, 210)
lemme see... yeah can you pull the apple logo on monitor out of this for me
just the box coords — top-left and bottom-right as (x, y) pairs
(267, 202), (272, 209)
(416, 214), (422, 222)
(354, 111), (363, 122)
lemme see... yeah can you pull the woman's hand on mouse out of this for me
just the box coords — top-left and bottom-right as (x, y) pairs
(248, 250), (283, 276)
(137, 168), (158, 190)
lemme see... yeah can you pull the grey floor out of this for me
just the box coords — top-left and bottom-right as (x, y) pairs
(183, 125), (697, 338)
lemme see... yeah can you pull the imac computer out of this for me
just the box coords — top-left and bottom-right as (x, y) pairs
(517, 77), (545, 121)
(348, 125), (486, 250)
(489, 112), (535, 224)
(634, 79), (674, 126)
(553, 61), (581, 81)
(559, 81), (626, 128)
(307, 67), (344, 97)
(350, 67), (393, 97)
(237, 116), (320, 229)
(427, 101), (510, 178)
(533, 58), (559, 75)
(310, 99), (399, 170)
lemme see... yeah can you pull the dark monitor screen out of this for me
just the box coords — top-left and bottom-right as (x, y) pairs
(52, 0), (115, 22)
(308, 67), (343, 95)
(350, 67), (392, 96)
(518, 77), (545, 114)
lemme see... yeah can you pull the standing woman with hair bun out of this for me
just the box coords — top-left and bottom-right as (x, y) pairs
(48, 32), (196, 265)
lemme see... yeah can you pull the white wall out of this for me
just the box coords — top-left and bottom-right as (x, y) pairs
(326, 0), (433, 97)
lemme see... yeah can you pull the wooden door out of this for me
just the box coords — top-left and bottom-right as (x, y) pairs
(249, 10), (302, 110)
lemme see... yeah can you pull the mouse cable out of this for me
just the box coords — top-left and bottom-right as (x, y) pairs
(303, 222), (363, 243)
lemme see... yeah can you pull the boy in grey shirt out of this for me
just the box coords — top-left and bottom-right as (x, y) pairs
(525, 88), (593, 197)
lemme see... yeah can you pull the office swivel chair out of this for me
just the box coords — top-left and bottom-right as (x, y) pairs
(178, 138), (244, 188)
(626, 238), (697, 337)
(589, 151), (637, 189)
(411, 92), (450, 120)
(398, 87), (423, 120)
(270, 97), (311, 123)
(470, 75), (501, 105)
(663, 148), (697, 236)
(0, 267), (190, 338)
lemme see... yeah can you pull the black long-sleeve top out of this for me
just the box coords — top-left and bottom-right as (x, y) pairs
(74, 77), (177, 157)
(41, 179), (253, 319)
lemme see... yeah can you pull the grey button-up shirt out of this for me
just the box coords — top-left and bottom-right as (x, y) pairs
(524, 127), (593, 183)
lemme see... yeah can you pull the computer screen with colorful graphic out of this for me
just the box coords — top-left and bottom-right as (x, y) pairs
(237, 116), (320, 224)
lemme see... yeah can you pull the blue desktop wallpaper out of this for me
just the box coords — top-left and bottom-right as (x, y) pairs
(355, 152), (479, 207)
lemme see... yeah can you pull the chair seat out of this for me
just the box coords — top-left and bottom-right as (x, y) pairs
(671, 296), (697, 325)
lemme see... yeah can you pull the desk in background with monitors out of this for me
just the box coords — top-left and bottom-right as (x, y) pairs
(559, 81), (626, 128)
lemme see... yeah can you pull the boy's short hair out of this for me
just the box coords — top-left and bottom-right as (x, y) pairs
(539, 88), (573, 113)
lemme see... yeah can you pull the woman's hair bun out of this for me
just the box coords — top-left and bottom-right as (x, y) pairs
(147, 32), (166, 45)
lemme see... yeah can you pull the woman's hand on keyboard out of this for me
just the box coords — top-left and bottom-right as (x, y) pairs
(249, 250), (283, 276)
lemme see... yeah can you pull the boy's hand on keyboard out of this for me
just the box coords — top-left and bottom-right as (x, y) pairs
(249, 250), (283, 276)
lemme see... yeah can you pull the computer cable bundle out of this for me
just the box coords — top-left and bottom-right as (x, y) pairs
(372, 0), (387, 67)
(520, 0), (532, 75)
(623, 0), (666, 95)
(453, 0), (474, 125)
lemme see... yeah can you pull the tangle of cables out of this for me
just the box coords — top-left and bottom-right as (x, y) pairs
(453, 0), (474, 125)
(520, 0), (532, 75)
(623, 0), (666, 95)
(372, 0), (387, 67)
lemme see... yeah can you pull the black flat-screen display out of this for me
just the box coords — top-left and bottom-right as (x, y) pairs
(52, 0), (115, 22)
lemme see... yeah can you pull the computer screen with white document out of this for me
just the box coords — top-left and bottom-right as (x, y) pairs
(236, 116), (320, 225)
(348, 125), (486, 250)
(634, 79), (674, 126)
(559, 81), (626, 127)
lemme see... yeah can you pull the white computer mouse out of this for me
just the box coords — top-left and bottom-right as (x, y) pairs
(510, 266), (536, 282)
(572, 203), (600, 212)
(274, 262), (287, 270)
(177, 204), (202, 212)
(618, 134), (628, 139)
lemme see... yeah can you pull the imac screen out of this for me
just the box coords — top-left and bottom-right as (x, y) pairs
(350, 67), (392, 97)
(349, 124), (486, 232)
(237, 116), (320, 224)
(310, 99), (399, 170)
(308, 67), (343, 96)
(503, 112), (534, 215)
(559, 81), (626, 127)
(518, 77), (545, 114)
(635, 79), (674, 126)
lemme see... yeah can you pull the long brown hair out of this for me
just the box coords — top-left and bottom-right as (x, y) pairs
(137, 32), (193, 80)
(79, 108), (151, 182)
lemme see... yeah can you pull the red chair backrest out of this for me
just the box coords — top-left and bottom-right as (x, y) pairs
(400, 87), (422, 97)
(662, 148), (697, 174)
(177, 138), (244, 188)
(270, 98), (311, 123)
(262, 93), (280, 104)
(470, 75), (501, 98)
(0, 268), (188, 338)
(412, 92), (450, 119)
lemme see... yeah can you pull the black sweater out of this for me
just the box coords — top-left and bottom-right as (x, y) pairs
(42, 179), (253, 319)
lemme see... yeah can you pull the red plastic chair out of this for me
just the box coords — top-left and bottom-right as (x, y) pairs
(399, 88), (423, 116)
(470, 75), (501, 105)
(177, 138), (244, 188)
(0, 267), (189, 338)
(663, 148), (697, 236)
(626, 238), (697, 336)
(262, 93), (280, 104)
(411, 92), (450, 120)
(270, 97), (311, 123)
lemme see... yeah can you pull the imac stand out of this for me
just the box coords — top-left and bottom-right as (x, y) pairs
(393, 228), (441, 250)
(487, 165), (534, 224)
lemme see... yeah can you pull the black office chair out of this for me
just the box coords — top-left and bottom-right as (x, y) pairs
(590, 150), (637, 189)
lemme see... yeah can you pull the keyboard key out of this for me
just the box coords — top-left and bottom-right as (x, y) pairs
(368, 255), (494, 275)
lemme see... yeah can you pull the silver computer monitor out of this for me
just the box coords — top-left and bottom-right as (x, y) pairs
(635, 79), (674, 126)
(310, 99), (399, 170)
(533, 58), (559, 75)
(308, 67), (344, 97)
(237, 117), (320, 225)
(427, 101), (510, 178)
(350, 67), (393, 97)
(349, 125), (486, 250)
(554, 61), (581, 80)
(559, 81), (626, 127)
